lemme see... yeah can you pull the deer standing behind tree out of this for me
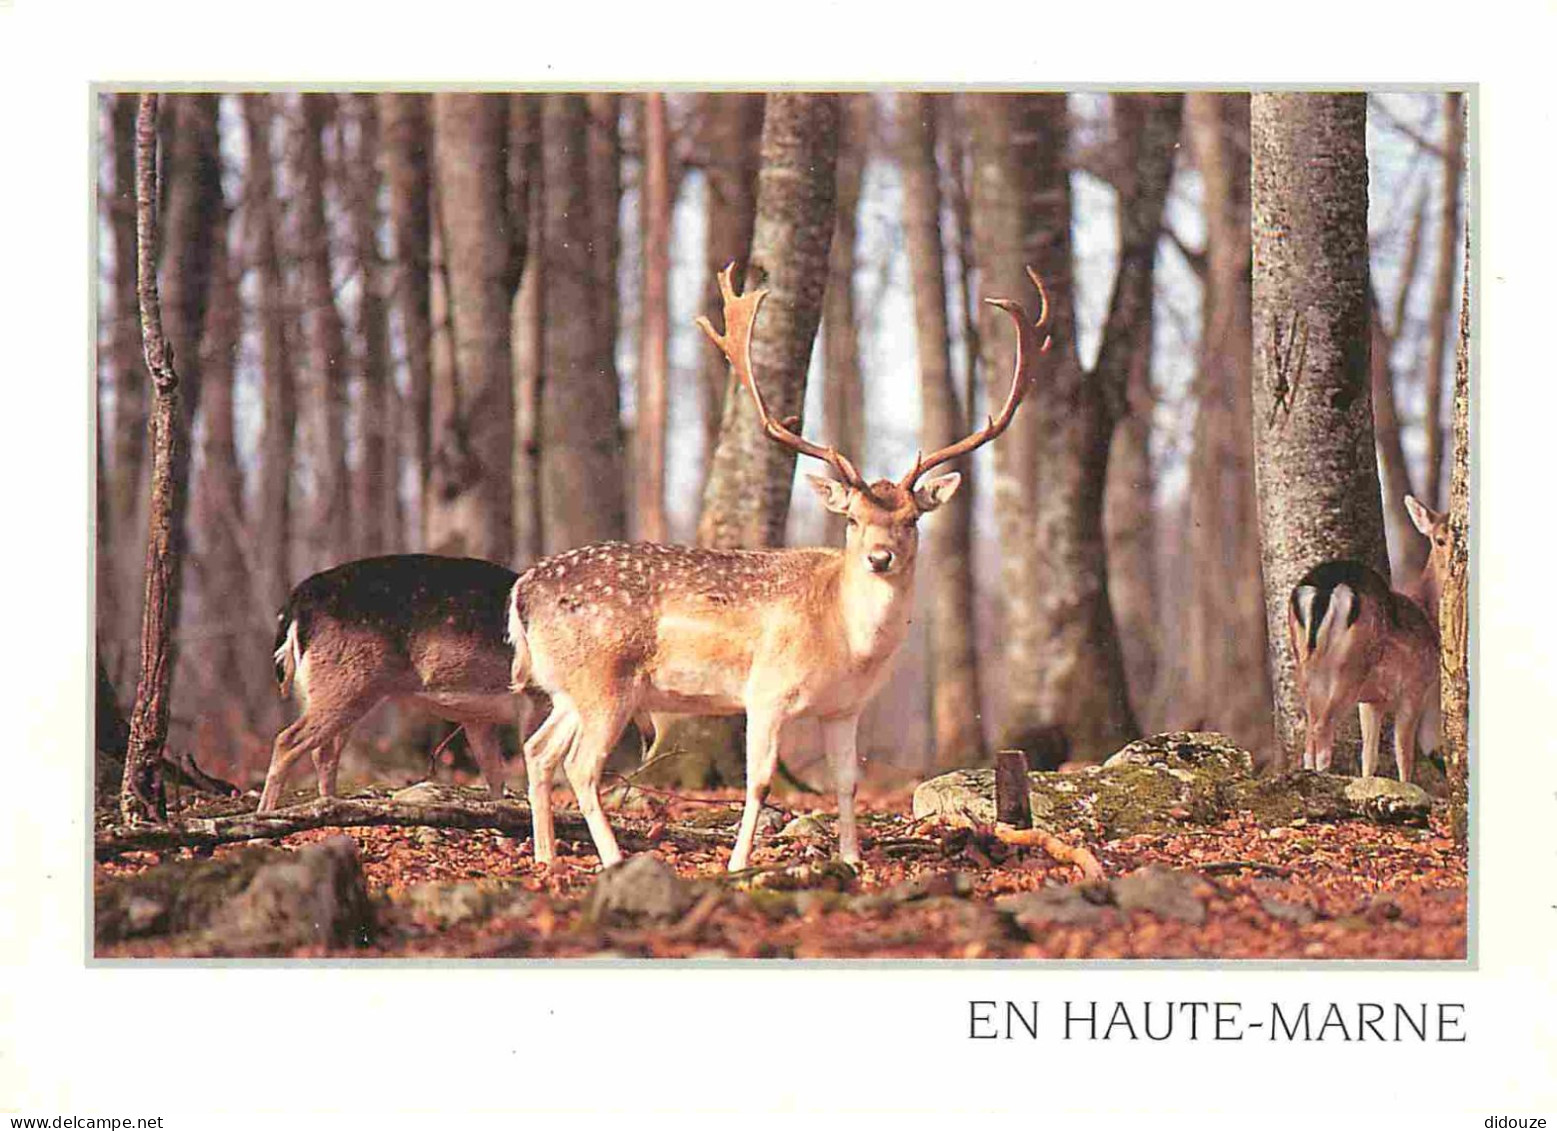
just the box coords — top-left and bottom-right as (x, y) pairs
(507, 267), (1051, 871)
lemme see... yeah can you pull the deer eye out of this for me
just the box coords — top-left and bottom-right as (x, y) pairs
(846, 517), (859, 529)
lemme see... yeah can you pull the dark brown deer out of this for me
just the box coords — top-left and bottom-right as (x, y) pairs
(258, 555), (523, 811)
(506, 267), (1050, 871)
(1287, 495), (1451, 781)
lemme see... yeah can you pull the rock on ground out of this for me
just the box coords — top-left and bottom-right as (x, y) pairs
(912, 731), (1431, 837)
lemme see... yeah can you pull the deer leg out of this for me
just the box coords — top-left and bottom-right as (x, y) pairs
(259, 693), (374, 812)
(821, 715), (862, 865)
(312, 735), (346, 799)
(1394, 699), (1424, 785)
(730, 708), (784, 872)
(463, 721), (507, 800)
(561, 702), (633, 869)
(524, 708), (574, 867)
(1358, 703), (1383, 778)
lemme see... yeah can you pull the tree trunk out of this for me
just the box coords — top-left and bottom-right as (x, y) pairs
(652, 94), (840, 788)
(698, 93), (840, 549)
(696, 93), (765, 486)
(539, 94), (627, 553)
(1422, 92), (1465, 510)
(821, 94), (869, 545)
(1250, 93), (1386, 772)
(1443, 202), (1470, 846)
(944, 99), (982, 434)
(966, 94), (1048, 756)
(635, 92), (671, 543)
(1026, 93), (1176, 762)
(1177, 92), (1274, 755)
(1101, 236), (1159, 730)
(1370, 292), (1421, 577)
(122, 94), (184, 822)
(427, 94), (516, 564)
(512, 96), (545, 564)
(898, 91), (984, 768)
(380, 94), (434, 546)
(244, 96), (298, 621)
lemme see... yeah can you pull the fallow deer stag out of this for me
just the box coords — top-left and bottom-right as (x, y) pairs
(1287, 495), (1451, 781)
(258, 555), (523, 811)
(508, 265), (1050, 871)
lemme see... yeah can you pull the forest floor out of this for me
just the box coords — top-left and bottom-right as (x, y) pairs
(95, 776), (1468, 961)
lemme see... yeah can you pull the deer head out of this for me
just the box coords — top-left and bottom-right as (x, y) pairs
(696, 264), (1051, 578)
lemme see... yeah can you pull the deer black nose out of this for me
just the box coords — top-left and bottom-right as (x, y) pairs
(867, 549), (894, 574)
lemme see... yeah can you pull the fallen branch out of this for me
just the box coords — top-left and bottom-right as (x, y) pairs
(992, 823), (1106, 882)
(94, 794), (734, 861)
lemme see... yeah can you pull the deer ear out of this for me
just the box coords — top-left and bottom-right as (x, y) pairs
(807, 474), (853, 515)
(1404, 495), (1436, 535)
(913, 472), (962, 512)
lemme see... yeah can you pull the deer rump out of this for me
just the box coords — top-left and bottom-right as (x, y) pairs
(1287, 559), (1441, 775)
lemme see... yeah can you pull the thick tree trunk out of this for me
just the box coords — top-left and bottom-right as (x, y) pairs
(821, 95), (869, 545)
(1178, 92), (1274, 755)
(346, 95), (397, 558)
(1443, 210), (1470, 846)
(539, 94), (627, 553)
(696, 93), (765, 485)
(966, 94), (1047, 756)
(244, 97), (298, 619)
(652, 94), (840, 788)
(636, 92), (671, 543)
(1024, 93), (1176, 762)
(428, 94), (516, 564)
(1250, 93), (1386, 772)
(380, 94), (434, 546)
(1102, 255), (1159, 730)
(1422, 92), (1465, 510)
(295, 95), (351, 570)
(512, 96), (546, 564)
(898, 91), (985, 768)
(698, 93), (840, 549)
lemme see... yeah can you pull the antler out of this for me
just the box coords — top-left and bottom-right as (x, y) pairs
(696, 264), (868, 490)
(898, 266), (1051, 490)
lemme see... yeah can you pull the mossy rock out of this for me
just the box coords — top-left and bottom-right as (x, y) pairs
(915, 730), (1428, 837)
(915, 731), (1256, 839)
(96, 845), (287, 945)
(1230, 772), (1431, 827)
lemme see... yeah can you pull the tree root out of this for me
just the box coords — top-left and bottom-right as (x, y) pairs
(992, 823), (1106, 882)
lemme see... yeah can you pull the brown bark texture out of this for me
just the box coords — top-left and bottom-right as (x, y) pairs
(966, 94), (1048, 755)
(1250, 93), (1387, 771)
(636, 92), (672, 543)
(122, 94), (185, 822)
(822, 93), (869, 541)
(1421, 92), (1465, 510)
(380, 94), (434, 544)
(1175, 92), (1273, 754)
(697, 93), (841, 550)
(428, 93), (516, 563)
(1024, 92), (1177, 761)
(538, 94), (627, 554)
(898, 91), (985, 767)
(511, 96), (545, 563)
(1442, 136), (1470, 846)
(696, 94), (766, 483)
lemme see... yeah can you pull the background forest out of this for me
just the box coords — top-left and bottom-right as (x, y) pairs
(92, 90), (1467, 795)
